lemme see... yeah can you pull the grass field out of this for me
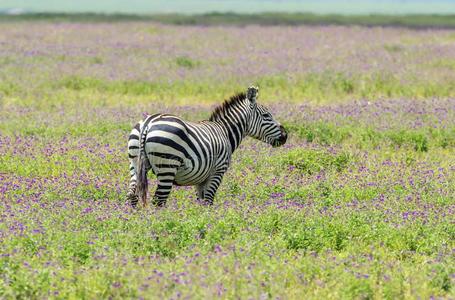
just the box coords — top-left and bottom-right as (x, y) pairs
(0, 19), (454, 299)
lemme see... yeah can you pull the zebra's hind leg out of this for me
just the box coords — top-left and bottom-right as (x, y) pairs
(126, 159), (139, 208)
(195, 184), (208, 205)
(127, 122), (141, 208)
(196, 184), (204, 199)
(151, 171), (177, 207)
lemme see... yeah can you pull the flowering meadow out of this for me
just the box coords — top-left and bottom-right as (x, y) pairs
(0, 21), (454, 299)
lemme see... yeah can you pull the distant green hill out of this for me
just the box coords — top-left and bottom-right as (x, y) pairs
(1, 12), (455, 28)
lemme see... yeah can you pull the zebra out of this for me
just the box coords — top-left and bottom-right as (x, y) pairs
(126, 86), (287, 207)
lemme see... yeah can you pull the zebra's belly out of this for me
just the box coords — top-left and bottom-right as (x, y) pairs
(173, 164), (212, 186)
(147, 151), (213, 186)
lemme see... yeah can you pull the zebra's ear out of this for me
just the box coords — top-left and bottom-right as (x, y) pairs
(246, 86), (259, 104)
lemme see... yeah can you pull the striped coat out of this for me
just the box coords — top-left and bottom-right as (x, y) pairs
(126, 86), (287, 207)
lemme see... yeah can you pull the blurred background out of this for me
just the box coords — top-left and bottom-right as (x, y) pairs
(1, 0), (455, 105)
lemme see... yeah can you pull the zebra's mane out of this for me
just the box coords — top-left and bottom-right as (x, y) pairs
(209, 92), (246, 121)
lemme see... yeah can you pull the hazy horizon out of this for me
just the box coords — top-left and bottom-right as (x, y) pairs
(1, 0), (455, 15)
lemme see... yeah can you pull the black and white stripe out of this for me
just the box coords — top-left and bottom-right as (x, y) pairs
(126, 86), (287, 207)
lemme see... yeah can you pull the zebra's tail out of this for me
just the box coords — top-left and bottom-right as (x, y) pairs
(136, 121), (150, 207)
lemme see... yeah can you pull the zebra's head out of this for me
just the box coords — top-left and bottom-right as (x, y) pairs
(246, 87), (287, 147)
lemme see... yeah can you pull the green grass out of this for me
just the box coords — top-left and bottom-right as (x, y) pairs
(2, 72), (455, 108)
(175, 56), (201, 69)
(431, 58), (455, 71)
(284, 122), (455, 151)
(1, 135), (454, 298)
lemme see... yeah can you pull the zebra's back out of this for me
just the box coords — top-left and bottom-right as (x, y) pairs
(135, 114), (226, 186)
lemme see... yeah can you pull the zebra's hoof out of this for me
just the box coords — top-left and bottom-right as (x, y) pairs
(151, 199), (166, 207)
(196, 198), (213, 206)
(127, 193), (139, 208)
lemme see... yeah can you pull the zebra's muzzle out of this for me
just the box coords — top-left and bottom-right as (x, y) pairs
(273, 125), (287, 147)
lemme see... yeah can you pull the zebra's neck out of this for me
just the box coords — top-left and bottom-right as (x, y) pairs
(210, 100), (251, 151)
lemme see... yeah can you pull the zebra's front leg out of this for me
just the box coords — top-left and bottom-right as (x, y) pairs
(198, 171), (226, 205)
(151, 171), (177, 207)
